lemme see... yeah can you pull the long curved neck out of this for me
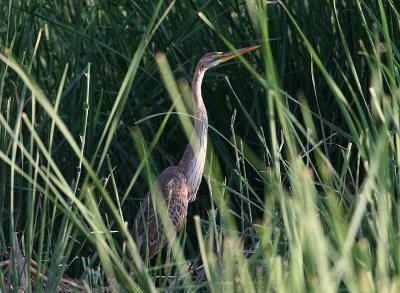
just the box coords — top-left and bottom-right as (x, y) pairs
(178, 66), (208, 202)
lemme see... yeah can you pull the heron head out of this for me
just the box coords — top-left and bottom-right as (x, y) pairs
(197, 45), (260, 70)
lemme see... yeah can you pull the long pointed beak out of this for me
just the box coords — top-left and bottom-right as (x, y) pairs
(219, 45), (260, 63)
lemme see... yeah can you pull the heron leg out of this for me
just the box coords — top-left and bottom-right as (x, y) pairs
(164, 242), (173, 286)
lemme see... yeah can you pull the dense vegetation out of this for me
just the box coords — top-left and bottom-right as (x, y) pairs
(1, 0), (400, 291)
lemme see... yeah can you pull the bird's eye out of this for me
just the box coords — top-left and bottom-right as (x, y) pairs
(211, 55), (217, 60)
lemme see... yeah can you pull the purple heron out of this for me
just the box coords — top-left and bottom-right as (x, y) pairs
(133, 45), (260, 260)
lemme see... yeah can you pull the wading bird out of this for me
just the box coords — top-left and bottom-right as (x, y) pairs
(134, 45), (260, 261)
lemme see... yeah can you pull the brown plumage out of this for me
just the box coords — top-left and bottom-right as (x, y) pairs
(133, 45), (260, 260)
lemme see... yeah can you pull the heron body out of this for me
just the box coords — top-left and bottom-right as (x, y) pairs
(134, 166), (188, 257)
(133, 45), (260, 260)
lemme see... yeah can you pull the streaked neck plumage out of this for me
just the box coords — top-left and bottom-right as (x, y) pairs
(178, 66), (208, 202)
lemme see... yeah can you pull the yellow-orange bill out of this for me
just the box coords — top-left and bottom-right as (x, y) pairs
(220, 45), (260, 63)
